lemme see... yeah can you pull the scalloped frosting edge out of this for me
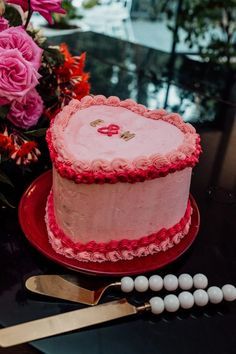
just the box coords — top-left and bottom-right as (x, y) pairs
(45, 190), (192, 263)
(47, 96), (202, 184)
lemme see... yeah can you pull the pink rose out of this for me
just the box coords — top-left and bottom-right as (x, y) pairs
(0, 17), (8, 31)
(0, 26), (43, 69)
(0, 97), (9, 105)
(7, 88), (44, 129)
(0, 48), (40, 102)
(6, 0), (66, 24)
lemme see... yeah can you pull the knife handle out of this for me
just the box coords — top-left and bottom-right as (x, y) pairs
(142, 284), (236, 314)
(121, 273), (209, 293)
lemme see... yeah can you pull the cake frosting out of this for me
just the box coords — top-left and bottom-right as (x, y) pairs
(45, 95), (201, 262)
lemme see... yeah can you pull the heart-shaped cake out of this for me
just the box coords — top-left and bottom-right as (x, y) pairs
(45, 95), (201, 262)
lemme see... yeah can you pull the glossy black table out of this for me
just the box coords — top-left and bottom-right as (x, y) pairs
(0, 31), (236, 354)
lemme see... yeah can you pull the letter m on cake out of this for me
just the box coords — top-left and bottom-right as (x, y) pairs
(120, 131), (135, 141)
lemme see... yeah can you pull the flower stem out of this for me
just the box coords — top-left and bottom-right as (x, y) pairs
(24, 0), (32, 29)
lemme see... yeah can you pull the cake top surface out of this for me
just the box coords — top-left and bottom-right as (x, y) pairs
(47, 95), (201, 183)
(63, 105), (184, 161)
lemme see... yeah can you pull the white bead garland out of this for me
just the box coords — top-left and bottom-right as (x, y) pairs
(193, 274), (208, 289)
(178, 291), (194, 309)
(149, 297), (165, 314)
(149, 274), (236, 315)
(193, 289), (209, 306)
(120, 274), (236, 315)
(207, 286), (223, 304)
(149, 283), (235, 314)
(222, 284), (236, 302)
(164, 294), (180, 312)
(178, 274), (193, 290)
(149, 275), (163, 291)
(134, 275), (149, 292)
(120, 276), (134, 293)
(163, 274), (179, 291)
(121, 273), (208, 293)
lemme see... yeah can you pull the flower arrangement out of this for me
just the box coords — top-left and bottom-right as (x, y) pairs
(51, 0), (82, 29)
(0, 0), (90, 206)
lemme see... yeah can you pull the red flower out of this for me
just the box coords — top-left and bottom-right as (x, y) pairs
(0, 128), (41, 165)
(0, 131), (14, 154)
(54, 44), (90, 103)
(11, 139), (41, 165)
(16, 141), (37, 157)
(73, 79), (91, 100)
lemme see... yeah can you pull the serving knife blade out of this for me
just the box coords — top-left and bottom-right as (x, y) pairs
(0, 299), (150, 347)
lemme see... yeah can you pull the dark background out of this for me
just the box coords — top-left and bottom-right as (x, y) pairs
(0, 3), (236, 352)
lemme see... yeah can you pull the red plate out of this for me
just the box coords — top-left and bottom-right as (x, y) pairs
(19, 170), (200, 277)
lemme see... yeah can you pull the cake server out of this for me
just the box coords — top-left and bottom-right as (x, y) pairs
(1, 284), (235, 347)
(25, 274), (121, 306)
(25, 273), (210, 305)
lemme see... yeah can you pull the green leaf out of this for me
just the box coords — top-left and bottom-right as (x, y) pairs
(0, 171), (14, 187)
(0, 105), (10, 120)
(0, 192), (15, 208)
(4, 4), (23, 26)
(25, 128), (47, 137)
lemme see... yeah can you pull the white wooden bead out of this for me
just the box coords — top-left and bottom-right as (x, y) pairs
(149, 275), (163, 291)
(178, 291), (194, 309)
(207, 286), (223, 304)
(222, 284), (236, 302)
(163, 274), (178, 291)
(164, 294), (180, 312)
(193, 289), (209, 306)
(150, 297), (165, 314)
(134, 275), (149, 292)
(193, 273), (208, 289)
(121, 276), (134, 293)
(178, 274), (193, 290)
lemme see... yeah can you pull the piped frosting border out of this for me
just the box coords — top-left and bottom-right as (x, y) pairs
(45, 190), (192, 263)
(46, 95), (202, 184)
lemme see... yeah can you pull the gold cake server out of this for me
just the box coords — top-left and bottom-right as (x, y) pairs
(25, 275), (121, 305)
(0, 299), (150, 347)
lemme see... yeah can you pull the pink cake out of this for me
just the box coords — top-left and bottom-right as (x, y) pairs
(45, 95), (201, 263)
